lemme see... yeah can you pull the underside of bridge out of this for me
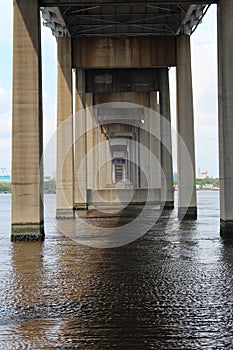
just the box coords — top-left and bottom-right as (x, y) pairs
(12, 0), (233, 240)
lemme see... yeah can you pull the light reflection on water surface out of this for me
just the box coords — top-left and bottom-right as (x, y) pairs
(0, 191), (233, 349)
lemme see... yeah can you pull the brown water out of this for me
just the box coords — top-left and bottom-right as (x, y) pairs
(0, 192), (233, 349)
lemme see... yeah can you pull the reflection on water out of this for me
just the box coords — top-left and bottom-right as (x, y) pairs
(0, 191), (233, 349)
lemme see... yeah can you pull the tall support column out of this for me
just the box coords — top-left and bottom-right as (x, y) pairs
(74, 68), (88, 210)
(86, 93), (94, 190)
(176, 35), (197, 220)
(149, 92), (161, 191)
(132, 129), (139, 187)
(218, 0), (233, 236)
(56, 37), (74, 218)
(159, 68), (174, 209)
(106, 139), (113, 186)
(139, 118), (150, 188)
(11, 0), (44, 241)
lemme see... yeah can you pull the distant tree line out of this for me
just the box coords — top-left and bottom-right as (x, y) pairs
(0, 182), (11, 193)
(44, 179), (56, 192)
(0, 179), (56, 193)
(174, 178), (219, 187)
(0, 178), (220, 193)
(196, 178), (219, 187)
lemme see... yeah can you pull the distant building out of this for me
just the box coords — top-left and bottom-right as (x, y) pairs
(44, 176), (52, 181)
(0, 175), (11, 182)
(197, 170), (213, 180)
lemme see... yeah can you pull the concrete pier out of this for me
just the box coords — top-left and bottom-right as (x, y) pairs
(176, 35), (197, 220)
(56, 37), (74, 218)
(149, 92), (161, 191)
(218, 0), (233, 236)
(11, 0), (44, 241)
(159, 69), (174, 210)
(74, 68), (88, 210)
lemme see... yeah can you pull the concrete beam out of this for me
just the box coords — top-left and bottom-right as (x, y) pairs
(218, 0), (233, 237)
(94, 92), (149, 106)
(86, 69), (159, 93)
(72, 36), (176, 69)
(41, 1), (216, 5)
(12, 0), (44, 241)
(176, 35), (197, 220)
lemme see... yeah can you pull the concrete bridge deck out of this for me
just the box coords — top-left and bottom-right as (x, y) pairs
(41, 1), (212, 38)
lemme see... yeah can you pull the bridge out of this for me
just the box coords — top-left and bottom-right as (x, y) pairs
(11, 0), (232, 241)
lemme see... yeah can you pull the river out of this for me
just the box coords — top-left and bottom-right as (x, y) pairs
(0, 191), (233, 349)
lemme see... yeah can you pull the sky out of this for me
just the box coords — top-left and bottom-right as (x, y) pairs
(0, 3), (218, 178)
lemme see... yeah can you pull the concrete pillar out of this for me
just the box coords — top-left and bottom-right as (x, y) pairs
(93, 122), (100, 190)
(139, 119), (150, 188)
(159, 68), (174, 209)
(218, 0), (233, 236)
(98, 132), (104, 188)
(106, 139), (113, 186)
(11, 0), (44, 241)
(86, 93), (94, 189)
(176, 35), (197, 220)
(136, 127), (140, 188)
(74, 68), (88, 209)
(149, 92), (161, 190)
(112, 164), (116, 184)
(56, 37), (74, 218)
(129, 140), (134, 185)
(132, 130), (138, 187)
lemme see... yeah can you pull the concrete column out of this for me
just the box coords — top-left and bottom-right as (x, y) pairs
(159, 68), (174, 209)
(99, 132), (109, 188)
(11, 0), (44, 241)
(129, 140), (134, 185)
(139, 118), (150, 188)
(86, 93), (94, 189)
(176, 35), (197, 220)
(136, 127), (140, 187)
(112, 164), (116, 184)
(74, 68), (88, 209)
(93, 122), (100, 190)
(132, 130), (138, 187)
(218, 0), (233, 236)
(149, 92), (161, 191)
(56, 37), (74, 218)
(106, 139), (113, 186)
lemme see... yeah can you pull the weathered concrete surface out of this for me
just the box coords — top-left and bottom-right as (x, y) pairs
(87, 188), (161, 206)
(74, 68), (88, 210)
(86, 69), (159, 93)
(86, 93), (95, 190)
(149, 92), (161, 190)
(176, 35), (197, 220)
(73, 37), (176, 69)
(159, 68), (174, 209)
(42, 0), (215, 5)
(94, 92), (149, 106)
(11, 0), (44, 241)
(139, 114), (150, 188)
(218, 0), (233, 236)
(56, 37), (74, 218)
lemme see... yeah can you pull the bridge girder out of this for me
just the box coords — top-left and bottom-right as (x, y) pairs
(41, 1), (214, 37)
